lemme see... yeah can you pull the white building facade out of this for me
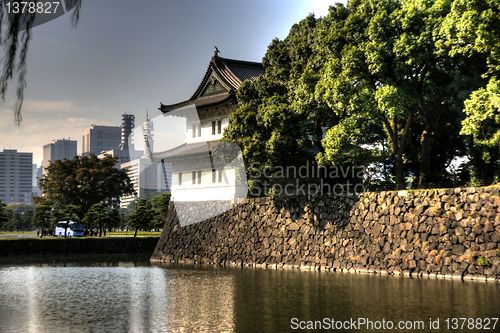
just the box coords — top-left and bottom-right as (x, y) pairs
(154, 53), (263, 202)
(119, 114), (171, 208)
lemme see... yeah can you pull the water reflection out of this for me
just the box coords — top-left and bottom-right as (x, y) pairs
(0, 262), (498, 332)
(232, 269), (500, 332)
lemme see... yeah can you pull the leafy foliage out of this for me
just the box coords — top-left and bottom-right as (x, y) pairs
(126, 199), (154, 237)
(33, 199), (53, 237)
(0, 200), (9, 229)
(150, 192), (171, 230)
(224, 0), (499, 190)
(4, 204), (34, 231)
(83, 202), (120, 237)
(39, 155), (135, 220)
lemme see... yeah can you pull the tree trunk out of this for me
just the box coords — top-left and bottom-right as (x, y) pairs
(134, 228), (138, 238)
(395, 149), (404, 189)
(418, 125), (431, 187)
(98, 225), (102, 237)
(382, 111), (413, 190)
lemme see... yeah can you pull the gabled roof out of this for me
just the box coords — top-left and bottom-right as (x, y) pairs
(151, 141), (217, 161)
(160, 55), (264, 113)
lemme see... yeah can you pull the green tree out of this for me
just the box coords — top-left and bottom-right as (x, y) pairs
(436, 0), (500, 184)
(318, 0), (489, 188)
(0, 200), (9, 230)
(225, 0), (497, 190)
(39, 155), (135, 220)
(33, 201), (52, 238)
(224, 14), (335, 194)
(460, 78), (500, 184)
(126, 199), (154, 237)
(5, 204), (34, 231)
(83, 202), (118, 237)
(150, 192), (171, 231)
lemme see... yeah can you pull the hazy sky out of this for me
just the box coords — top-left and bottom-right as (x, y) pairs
(0, 0), (341, 165)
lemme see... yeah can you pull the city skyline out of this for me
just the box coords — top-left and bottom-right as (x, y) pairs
(0, 0), (339, 165)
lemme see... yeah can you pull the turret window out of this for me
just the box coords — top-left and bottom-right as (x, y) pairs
(212, 120), (222, 135)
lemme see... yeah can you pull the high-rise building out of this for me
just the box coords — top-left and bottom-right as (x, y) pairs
(32, 164), (42, 197)
(120, 114), (135, 152)
(0, 149), (33, 204)
(120, 157), (170, 208)
(82, 125), (121, 156)
(42, 139), (77, 170)
(119, 113), (171, 208)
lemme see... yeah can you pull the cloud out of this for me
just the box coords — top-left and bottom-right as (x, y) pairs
(0, 100), (109, 165)
(21, 99), (76, 113)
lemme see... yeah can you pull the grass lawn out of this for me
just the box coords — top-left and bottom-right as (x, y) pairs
(0, 231), (37, 239)
(0, 231), (160, 239)
(102, 231), (161, 237)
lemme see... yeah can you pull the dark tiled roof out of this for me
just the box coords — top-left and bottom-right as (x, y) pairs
(193, 56), (264, 97)
(159, 92), (233, 112)
(160, 55), (264, 113)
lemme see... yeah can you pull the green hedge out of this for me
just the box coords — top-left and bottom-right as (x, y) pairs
(0, 237), (159, 256)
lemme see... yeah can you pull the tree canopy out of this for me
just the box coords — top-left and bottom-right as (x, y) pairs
(126, 198), (154, 237)
(224, 0), (499, 192)
(83, 202), (120, 237)
(0, 200), (9, 229)
(39, 155), (135, 219)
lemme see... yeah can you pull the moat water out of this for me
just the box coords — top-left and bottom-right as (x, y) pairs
(0, 258), (498, 332)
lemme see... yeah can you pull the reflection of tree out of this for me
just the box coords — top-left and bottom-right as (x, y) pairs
(0, 0), (81, 124)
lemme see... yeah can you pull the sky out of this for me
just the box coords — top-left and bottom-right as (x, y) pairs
(0, 0), (341, 165)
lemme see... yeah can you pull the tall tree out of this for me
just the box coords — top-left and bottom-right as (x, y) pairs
(317, 0), (488, 188)
(33, 200), (52, 238)
(437, 0), (500, 184)
(0, 200), (9, 230)
(150, 192), (171, 231)
(126, 199), (153, 238)
(39, 155), (135, 220)
(5, 204), (34, 231)
(225, 0), (497, 190)
(83, 202), (118, 237)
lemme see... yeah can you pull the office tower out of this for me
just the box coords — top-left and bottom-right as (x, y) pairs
(120, 114), (135, 151)
(119, 112), (171, 208)
(82, 125), (121, 156)
(42, 139), (78, 170)
(32, 164), (42, 197)
(0, 149), (33, 204)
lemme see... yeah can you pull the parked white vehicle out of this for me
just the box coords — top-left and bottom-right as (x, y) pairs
(54, 221), (85, 237)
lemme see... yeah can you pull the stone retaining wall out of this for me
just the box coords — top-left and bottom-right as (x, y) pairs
(151, 186), (499, 281)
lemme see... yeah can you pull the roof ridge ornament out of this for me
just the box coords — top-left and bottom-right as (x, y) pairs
(214, 46), (220, 57)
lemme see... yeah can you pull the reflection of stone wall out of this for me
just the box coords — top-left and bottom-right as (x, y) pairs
(151, 186), (500, 281)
